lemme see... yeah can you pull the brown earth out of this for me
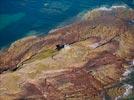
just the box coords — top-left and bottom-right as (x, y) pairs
(0, 7), (134, 100)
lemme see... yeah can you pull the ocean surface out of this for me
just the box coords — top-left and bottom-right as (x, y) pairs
(0, 0), (134, 49)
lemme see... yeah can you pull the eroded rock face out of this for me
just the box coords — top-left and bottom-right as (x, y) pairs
(15, 51), (124, 100)
(0, 7), (134, 100)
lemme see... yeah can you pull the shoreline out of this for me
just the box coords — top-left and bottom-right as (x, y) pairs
(0, 5), (134, 99)
(0, 5), (131, 52)
(0, 5), (133, 72)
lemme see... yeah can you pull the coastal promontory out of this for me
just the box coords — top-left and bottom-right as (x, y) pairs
(0, 6), (134, 100)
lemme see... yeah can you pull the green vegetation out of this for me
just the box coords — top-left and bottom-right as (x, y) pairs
(25, 49), (57, 63)
(34, 49), (56, 60)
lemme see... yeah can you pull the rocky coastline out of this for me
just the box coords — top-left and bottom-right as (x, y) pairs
(0, 6), (134, 100)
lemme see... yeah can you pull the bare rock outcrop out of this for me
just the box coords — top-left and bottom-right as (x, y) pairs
(0, 7), (134, 100)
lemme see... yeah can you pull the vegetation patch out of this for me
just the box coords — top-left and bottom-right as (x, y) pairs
(25, 49), (57, 63)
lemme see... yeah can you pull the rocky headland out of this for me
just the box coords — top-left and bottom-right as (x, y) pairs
(0, 6), (134, 100)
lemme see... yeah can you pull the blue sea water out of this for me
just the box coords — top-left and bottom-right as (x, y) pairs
(0, 0), (133, 49)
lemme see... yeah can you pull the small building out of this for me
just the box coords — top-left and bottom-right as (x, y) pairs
(56, 44), (71, 51)
(56, 44), (65, 51)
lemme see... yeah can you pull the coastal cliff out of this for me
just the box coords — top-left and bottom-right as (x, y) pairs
(0, 7), (134, 100)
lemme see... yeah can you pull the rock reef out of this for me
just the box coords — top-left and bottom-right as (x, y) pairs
(0, 7), (134, 100)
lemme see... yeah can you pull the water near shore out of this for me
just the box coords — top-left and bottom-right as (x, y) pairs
(0, 0), (133, 49)
(0, 13), (25, 30)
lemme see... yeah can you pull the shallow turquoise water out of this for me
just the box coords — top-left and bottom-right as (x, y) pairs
(0, 13), (25, 31)
(0, 0), (133, 49)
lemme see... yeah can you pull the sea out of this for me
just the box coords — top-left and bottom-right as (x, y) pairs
(0, 0), (134, 49)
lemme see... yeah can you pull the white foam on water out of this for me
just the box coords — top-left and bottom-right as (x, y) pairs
(83, 5), (128, 20)
(48, 28), (60, 33)
(93, 5), (127, 11)
(111, 5), (127, 9)
(122, 68), (133, 77)
(114, 83), (133, 99)
(95, 6), (112, 11)
(121, 66), (134, 82)
(48, 24), (71, 34)
(76, 10), (88, 19)
(123, 84), (133, 97)
(119, 61), (134, 99)
(122, 60), (134, 78)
